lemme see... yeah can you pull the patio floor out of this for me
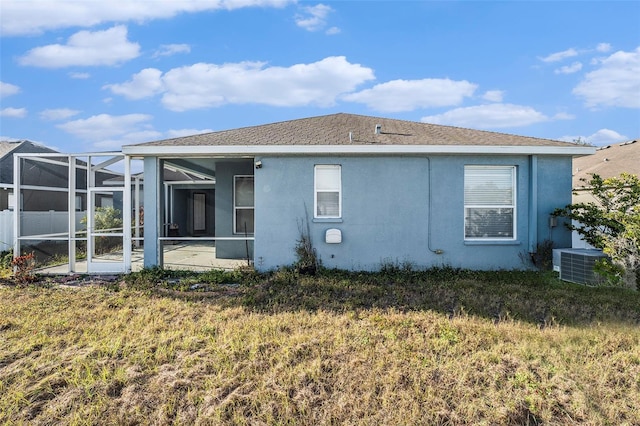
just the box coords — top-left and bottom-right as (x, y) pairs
(36, 242), (248, 275)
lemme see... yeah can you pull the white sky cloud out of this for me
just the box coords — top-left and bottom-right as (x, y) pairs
(596, 43), (612, 53)
(104, 68), (165, 100)
(0, 81), (20, 98)
(295, 4), (334, 32)
(1, 0), (295, 36)
(552, 112), (575, 120)
(482, 90), (504, 102)
(152, 44), (191, 58)
(57, 113), (154, 142)
(539, 48), (579, 63)
(18, 26), (140, 68)
(559, 129), (628, 146)
(326, 27), (340, 35)
(573, 47), (640, 108)
(94, 130), (163, 150)
(0, 107), (27, 118)
(69, 72), (90, 79)
(166, 128), (214, 138)
(154, 56), (374, 111)
(343, 78), (477, 112)
(39, 108), (81, 121)
(554, 62), (583, 75)
(421, 103), (550, 129)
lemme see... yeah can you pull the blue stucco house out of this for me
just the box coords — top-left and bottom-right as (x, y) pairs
(122, 113), (595, 272)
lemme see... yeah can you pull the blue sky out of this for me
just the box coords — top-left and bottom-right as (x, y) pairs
(1, 0), (639, 152)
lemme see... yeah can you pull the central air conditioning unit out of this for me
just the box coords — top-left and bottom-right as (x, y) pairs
(552, 248), (608, 285)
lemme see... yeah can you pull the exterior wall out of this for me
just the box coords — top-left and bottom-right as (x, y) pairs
(254, 155), (573, 272)
(536, 156), (573, 249)
(215, 161), (254, 259)
(143, 157), (161, 268)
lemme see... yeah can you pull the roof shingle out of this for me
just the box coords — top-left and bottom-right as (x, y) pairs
(573, 139), (640, 188)
(128, 113), (580, 148)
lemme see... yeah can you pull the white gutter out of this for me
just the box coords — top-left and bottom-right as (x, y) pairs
(123, 144), (596, 157)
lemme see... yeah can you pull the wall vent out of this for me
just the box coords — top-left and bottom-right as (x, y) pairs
(553, 249), (608, 285)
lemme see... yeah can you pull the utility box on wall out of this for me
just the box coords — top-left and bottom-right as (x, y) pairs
(325, 228), (342, 244)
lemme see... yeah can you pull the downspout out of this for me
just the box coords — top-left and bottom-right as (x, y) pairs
(426, 157), (444, 255)
(528, 155), (538, 254)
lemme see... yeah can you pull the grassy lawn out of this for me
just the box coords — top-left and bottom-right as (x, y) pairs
(1, 268), (639, 425)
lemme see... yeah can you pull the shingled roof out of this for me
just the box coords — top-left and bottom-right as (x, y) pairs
(573, 139), (640, 189)
(135, 113), (574, 147)
(123, 113), (595, 157)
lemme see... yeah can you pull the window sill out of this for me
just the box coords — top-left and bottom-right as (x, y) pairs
(313, 218), (343, 223)
(464, 240), (521, 246)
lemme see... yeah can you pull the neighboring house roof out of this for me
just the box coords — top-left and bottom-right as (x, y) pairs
(123, 113), (595, 157)
(572, 139), (639, 190)
(0, 140), (58, 185)
(0, 142), (19, 159)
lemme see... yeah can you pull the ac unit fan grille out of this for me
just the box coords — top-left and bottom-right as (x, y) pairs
(559, 251), (607, 285)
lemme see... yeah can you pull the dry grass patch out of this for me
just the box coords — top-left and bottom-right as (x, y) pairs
(1, 276), (639, 425)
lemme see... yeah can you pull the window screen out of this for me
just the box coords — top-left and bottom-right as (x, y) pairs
(234, 176), (254, 234)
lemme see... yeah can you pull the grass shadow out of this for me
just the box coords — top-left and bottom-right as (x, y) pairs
(126, 266), (640, 327)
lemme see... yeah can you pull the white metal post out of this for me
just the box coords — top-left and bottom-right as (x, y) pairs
(86, 155), (94, 265)
(123, 155), (132, 272)
(12, 155), (21, 259)
(68, 155), (76, 272)
(134, 175), (141, 248)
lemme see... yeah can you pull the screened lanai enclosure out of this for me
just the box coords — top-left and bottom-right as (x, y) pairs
(10, 153), (252, 273)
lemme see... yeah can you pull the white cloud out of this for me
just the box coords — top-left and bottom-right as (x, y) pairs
(1, 0), (295, 36)
(94, 130), (163, 150)
(554, 62), (583, 75)
(152, 44), (191, 58)
(343, 78), (477, 113)
(573, 47), (640, 108)
(326, 26), (340, 35)
(158, 56), (374, 111)
(0, 107), (27, 118)
(18, 26), (140, 68)
(596, 43), (612, 53)
(39, 108), (81, 121)
(166, 128), (214, 138)
(482, 90), (504, 102)
(57, 113), (154, 142)
(0, 81), (20, 98)
(104, 68), (164, 100)
(539, 48), (579, 63)
(421, 103), (550, 129)
(552, 112), (575, 120)
(559, 129), (628, 146)
(69, 72), (90, 79)
(295, 4), (334, 32)
(0, 136), (23, 142)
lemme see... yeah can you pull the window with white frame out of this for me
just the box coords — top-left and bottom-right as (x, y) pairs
(464, 165), (516, 239)
(234, 175), (254, 234)
(315, 165), (341, 218)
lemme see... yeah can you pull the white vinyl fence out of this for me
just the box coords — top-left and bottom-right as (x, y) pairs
(0, 210), (86, 252)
